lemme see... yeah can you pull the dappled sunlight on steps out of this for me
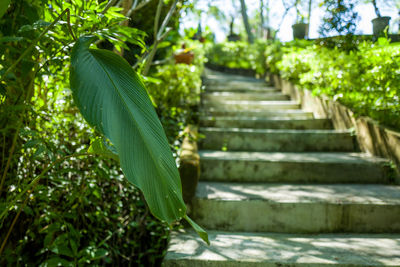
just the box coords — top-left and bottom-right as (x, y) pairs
(164, 68), (400, 266)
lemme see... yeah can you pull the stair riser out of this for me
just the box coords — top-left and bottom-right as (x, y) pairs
(165, 260), (370, 267)
(205, 87), (279, 93)
(200, 160), (389, 183)
(203, 102), (300, 111)
(200, 131), (355, 152)
(202, 93), (289, 101)
(204, 110), (314, 119)
(192, 200), (400, 233)
(204, 81), (268, 87)
(200, 118), (333, 130)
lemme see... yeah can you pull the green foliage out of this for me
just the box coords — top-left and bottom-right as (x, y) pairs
(1, 0), (207, 265)
(274, 38), (400, 130)
(146, 40), (205, 149)
(206, 41), (268, 74)
(0, 0), (10, 19)
(1, 93), (171, 266)
(265, 39), (312, 75)
(148, 64), (201, 109)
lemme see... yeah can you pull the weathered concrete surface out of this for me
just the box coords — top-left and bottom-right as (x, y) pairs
(199, 128), (355, 152)
(202, 91), (290, 101)
(164, 230), (400, 267)
(205, 87), (281, 93)
(200, 116), (332, 130)
(199, 150), (391, 183)
(191, 182), (400, 233)
(356, 117), (400, 181)
(202, 100), (300, 111)
(203, 109), (314, 119)
(278, 77), (400, 178)
(203, 72), (265, 84)
(179, 125), (200, 204)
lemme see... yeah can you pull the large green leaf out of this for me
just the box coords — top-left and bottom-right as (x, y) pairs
(70, 36), (186, 224)
(0, 0), (10, 19)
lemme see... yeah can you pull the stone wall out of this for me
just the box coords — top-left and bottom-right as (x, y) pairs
(179, 125), (200, 206)
(274, 75), (400, 179)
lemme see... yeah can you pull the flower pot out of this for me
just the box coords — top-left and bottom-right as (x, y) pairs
(174, 52), (194, 65)
(372, 16), (391, 37)
(292, 23), (309, 40)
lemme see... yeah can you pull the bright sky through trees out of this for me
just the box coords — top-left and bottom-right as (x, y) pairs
(181, 0), (399, 42)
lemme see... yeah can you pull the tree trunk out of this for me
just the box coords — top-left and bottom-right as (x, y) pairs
(239, 0), (254, 43)
(260, 0), (264, 38)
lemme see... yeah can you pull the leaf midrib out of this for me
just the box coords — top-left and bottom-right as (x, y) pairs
(88, 49), (176, 207)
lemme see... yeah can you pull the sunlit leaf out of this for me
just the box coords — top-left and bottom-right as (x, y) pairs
(185, 215), (210, 245)
(88, 137), (119, 162)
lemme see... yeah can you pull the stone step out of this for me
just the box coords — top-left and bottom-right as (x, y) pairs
(199, 128), (354, 152)
(200, 116), (333, 129)
(203, 109), (313, 119)
(202, 91), (290, 101)
(191, 182), (400, 233)
(204, 74), (265, 84)
(165, 230), (400, 266)
(204, 78), (267, 86)
(199, 151), (391, 183)
(203, 100), (301, 111)
(204, 85), (279, 93)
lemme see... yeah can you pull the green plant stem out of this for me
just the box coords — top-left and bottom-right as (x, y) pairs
(141, 0), (177, 75)
(0, 67), (37, 194)
(0, 8), (75, 85)
(0, 194), (29, 256)
(0, 120), (22, 194)
(0, 153), (93, 221)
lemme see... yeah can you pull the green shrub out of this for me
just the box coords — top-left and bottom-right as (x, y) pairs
(206, 41), (268, 75)
(275, 38), (400, 130)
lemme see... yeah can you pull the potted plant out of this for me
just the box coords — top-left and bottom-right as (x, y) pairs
(174, 44), (194, 65)
(292, 0), (310, 39)
(227, 16), (241, 42)
(370, 0), (391, 37)
(292, 20), (309, 39)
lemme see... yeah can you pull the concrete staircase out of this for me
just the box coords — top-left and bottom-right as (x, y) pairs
(164, 70), (400, 266)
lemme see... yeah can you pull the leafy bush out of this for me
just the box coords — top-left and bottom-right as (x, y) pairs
(274, 38), (400, 130)
(1, 101), (170, 266)
(265, 39), (312, 75)
(146, 40), (205, 154)
(0, 0), (205, 265)
(206, 40), (268, 75)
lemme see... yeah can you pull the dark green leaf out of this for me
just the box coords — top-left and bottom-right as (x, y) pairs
(70, 36), (186, 224)
(0, 0), (10, 19)
(0, 36), (24, 43)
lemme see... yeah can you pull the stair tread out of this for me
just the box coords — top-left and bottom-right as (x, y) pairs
(199, 150), (388, 164)
(201, 116), (328, 121)
(165, 229), (400, 266)
(204, 100), (299, 105)
(195, 181), (400, 205)
(203, 91), (286, 96)
(200, 127), (351, 134)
